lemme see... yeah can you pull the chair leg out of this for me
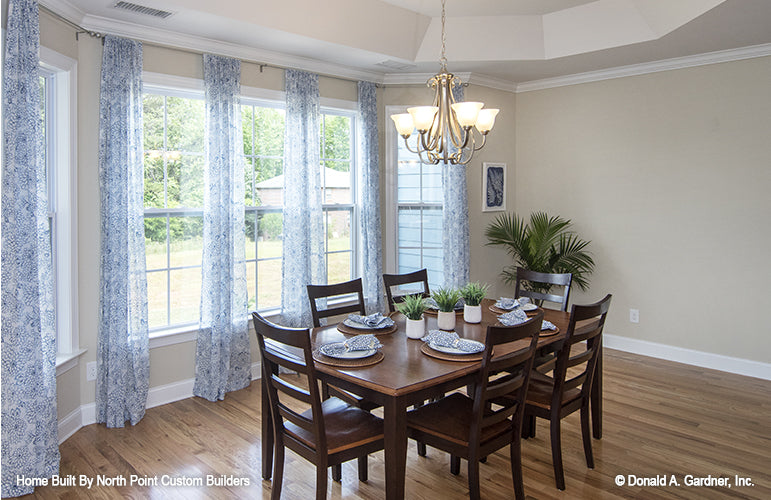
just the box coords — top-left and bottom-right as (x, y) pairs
(358, 456), (368, 482)
(580, 403), (595, 469)
(316, 462), (328, 500)
(271, 441), (285, 500)
(332, 464), (341, 482)
(468, 456), (481, 500)
(550, 417), (566, 490)
(450, 455), (461, 475)
(510, 440), (525, 500)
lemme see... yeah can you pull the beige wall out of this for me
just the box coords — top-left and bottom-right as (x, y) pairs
(514, 56), (771, 363)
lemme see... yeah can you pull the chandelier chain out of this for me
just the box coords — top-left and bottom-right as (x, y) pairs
(440, 0), (447, 72)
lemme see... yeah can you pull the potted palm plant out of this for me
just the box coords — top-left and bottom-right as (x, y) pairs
(460, 282), (489, 324)
(395, 294), (428, 339)
(432, 287), (462, 331)
(485, 211), (595, 300)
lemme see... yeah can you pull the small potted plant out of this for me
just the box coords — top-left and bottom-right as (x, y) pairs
(432, 287), (462, 331)
(395, 294), (428, 339)
(460, 282), (489, 324)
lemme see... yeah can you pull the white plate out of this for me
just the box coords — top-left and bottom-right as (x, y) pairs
(319, 342), (376, 359)
(522, 303), (538, 312)
(429, 340), (485, 355)
(342, 319), (393, 330)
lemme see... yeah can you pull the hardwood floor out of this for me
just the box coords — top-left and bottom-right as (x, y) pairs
(29, 349), (770, 499)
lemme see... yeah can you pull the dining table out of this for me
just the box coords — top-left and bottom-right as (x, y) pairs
(260, 298), (602, 500)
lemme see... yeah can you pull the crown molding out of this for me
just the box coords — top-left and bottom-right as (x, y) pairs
(516, 43), (771, 93)
(39, 0), (86, 25)
(78, 14), (386, 84)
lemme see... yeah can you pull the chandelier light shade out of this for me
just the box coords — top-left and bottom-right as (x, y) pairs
(391, 0), (499, 165)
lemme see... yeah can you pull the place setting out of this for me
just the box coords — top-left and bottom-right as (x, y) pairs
(489, 296), (539, 315)
(337, 312), (398, 335)
(418, 329), (487, 362)
(313, 333), (385, 367)
(497, 307), (560, 337)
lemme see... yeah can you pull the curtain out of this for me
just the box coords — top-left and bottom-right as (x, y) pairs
(193, 54), (251, 401)
(357, 81), (385, 313)
(280, 69), (324, 327)
(96, 35), (150, 428)
(442, 84), (471, 288)
(1, 0), (61, 495)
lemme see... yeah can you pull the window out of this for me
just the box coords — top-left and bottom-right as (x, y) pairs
(142, 90), (205, 331)
(143, 83), (360, 331)
(386, 107), (444, 290)
(39, 48), (79, 368)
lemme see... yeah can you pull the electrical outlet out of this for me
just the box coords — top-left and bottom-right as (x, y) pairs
(86, 362), (97, 381)
(629, 308), (639, 324)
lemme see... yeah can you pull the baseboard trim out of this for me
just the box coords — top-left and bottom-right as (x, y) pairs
(59, 361), (262, 444)
(604, 334), (771, 381)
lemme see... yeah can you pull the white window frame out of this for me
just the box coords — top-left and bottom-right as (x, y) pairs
(40, 47), (83, 375)
(384, 104), (444, 286)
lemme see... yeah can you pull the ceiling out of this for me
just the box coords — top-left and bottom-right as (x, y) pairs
(41, 0), (771, 85)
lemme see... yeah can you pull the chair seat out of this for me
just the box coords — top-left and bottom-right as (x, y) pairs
(525, 370), (581, 410)
(285, 397), (384, 455)
(406, 393), (513, 447)
(327, 385), (381, 412)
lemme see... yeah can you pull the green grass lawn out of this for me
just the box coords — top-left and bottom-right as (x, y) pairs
(146, 237), (352, 329)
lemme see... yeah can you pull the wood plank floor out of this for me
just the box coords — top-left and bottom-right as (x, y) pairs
(28, 349), (771, 499)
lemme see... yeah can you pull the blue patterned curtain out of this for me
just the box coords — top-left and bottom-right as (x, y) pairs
(357, 81), (385, 313)
(96, 35), (150, 428)
(442, 85), (470, 288)
(193, 54), (251, 401)
(1, 0), (60, 495)
(281, 69), (324, 327)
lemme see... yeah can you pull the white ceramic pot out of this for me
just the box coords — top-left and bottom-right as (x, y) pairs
(405, 317), (425, 339)
(437, 311), (456, 331)
(464, 304), (482, 324)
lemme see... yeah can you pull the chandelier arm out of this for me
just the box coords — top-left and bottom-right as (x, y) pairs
(401, 136), (422, 155)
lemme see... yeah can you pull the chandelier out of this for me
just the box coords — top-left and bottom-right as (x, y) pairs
(390, 0), (499, 165)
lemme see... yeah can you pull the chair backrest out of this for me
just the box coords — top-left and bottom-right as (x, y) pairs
(470, 311), (544, 449)
(514, 267), (573, 312)
(550, 295), (612, 405)
(307, 278), (366, 328)
(383, 269), (431, 313)
(252, 312), (327, 455)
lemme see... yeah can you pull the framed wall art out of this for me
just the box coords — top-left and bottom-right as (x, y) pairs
(482, 162), (506, 212)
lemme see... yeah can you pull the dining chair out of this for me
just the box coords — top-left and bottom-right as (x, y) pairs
(514, 267), (573, 312)
(383, 269), (431, 313)
(306, 278), (381, 481)
(253, 312), (384, 500)
(405, 311), (544, 500)
(521, 294), (612, 490)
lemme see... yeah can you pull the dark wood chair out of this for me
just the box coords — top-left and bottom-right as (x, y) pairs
(307, 278), (366, 328)
(253, 312), (384, 500)
(514, 267), (573, 312)
(306, 279), (381, 481)
(405, 311), (544, 500)
(521, 294), (612, 490)
(383, 269), (431, 313)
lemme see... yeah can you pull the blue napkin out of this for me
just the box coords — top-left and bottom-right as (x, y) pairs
(496, 297), (518, 310)
(347, 312), (394, 328)
(541, 320), (557, 331)
(497, 308), (529, 326)
(344, 334), (382, 351)
(421, 330), (484, 353)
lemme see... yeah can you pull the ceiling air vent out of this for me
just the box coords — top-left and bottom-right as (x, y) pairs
(113, 1), (174, 19)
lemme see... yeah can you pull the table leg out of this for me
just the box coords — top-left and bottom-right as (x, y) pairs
(591, 340), (603, 439)
(261, 373), (274, 479)
(383, 396), (408, 500)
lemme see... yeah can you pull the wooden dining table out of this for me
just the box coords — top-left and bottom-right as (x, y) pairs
(260, 298), (602, 500)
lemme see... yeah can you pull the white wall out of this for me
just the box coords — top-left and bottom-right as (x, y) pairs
(514, 56), (771, 365)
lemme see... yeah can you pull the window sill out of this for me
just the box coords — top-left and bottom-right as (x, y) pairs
(56, 348), (87, 377)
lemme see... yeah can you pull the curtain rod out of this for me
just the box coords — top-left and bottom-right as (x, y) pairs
(39, 4), (381, 87)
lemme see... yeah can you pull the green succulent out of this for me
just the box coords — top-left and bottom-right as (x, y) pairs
(460, 282), (489, 307)
(432, 287), (463, 312)
(394, 294), (428, 321)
